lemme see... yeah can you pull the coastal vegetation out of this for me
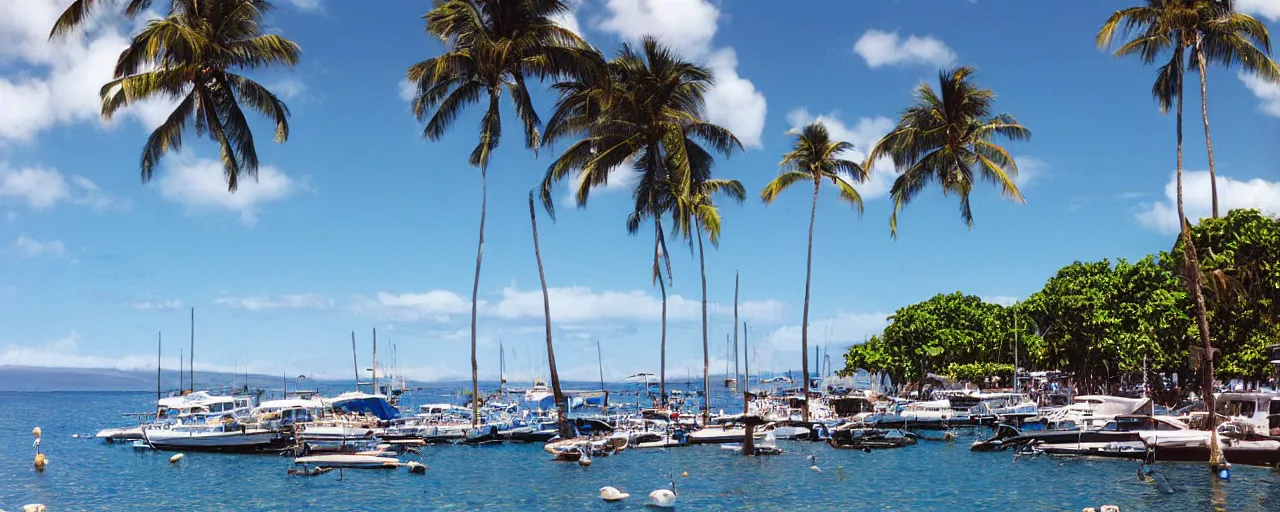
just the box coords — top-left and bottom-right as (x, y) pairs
(840, 208), (1280, 393)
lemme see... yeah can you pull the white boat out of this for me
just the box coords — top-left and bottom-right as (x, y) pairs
(142, 423), (287, 453)
(294, 454), (401, 469)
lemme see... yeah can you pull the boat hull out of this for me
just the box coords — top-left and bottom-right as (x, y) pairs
(143, 429), (290, 453)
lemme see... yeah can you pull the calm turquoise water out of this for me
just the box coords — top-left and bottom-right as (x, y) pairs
(3, 388), (1279, 511)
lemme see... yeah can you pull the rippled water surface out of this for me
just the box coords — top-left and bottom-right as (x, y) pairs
(3, 389), (1280, 511)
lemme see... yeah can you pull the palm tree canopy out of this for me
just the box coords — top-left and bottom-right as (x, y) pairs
(539, 36), (742, 284)
(673, 178), (746, 248)
(761, 121), (867, 213)
(50, 0), (156, 39)
(1098, 0), (1279, 112)
(406, 0), (603, 171)
(540, 36), (743, 219)
(865, 66), (1030, 237)
(100, 0), (300, 191)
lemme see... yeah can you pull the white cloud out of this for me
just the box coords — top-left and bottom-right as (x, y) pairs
(0, 163), (129, 212)
(597, 0), (767, 150)
(785, 108), (897, 200)
(214, 293), (333, 311)
(70, 175), (130, 211)
(853, 29), (957, 69)
(760, 311), (891, 355)
(268, 77), (307, 100)
(1135, 171), (1280, 234)
(286, 0), (322, 11)
(1237, 0), (1280, 21)
(129, 299), (182, 311)
(398, 79), (417, 103)
(354, 290), (476, 323)
(0, 330), (265, 373)
(1239, 72), (1280, 117)
(12, 234), (65, 258)
(981, 296), (1020, 307)
(598, 0), (720, 59)
(156, 155), (297, 225)
(1012, 155), (1045, 188)
(703, 48), (767, 148)
(489, 284), (785, 323)
(551, 0), (582, 36)
(0, 0), (172, 142)
(0, 164), (68, 209)
(561, 165), (638, 207)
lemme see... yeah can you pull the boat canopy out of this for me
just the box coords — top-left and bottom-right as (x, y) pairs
(327, 392), (401, 420)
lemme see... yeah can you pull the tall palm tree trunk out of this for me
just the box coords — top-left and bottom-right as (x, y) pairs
(470, 167), (486, 427)
(653, 220), (668, 407)
(529, 193), (570, 438)
(1176, 74), (1223, 467)
(697, 225), (710, 425)
(800, 178), (819, 422)
(1195, 43), (1219, 219)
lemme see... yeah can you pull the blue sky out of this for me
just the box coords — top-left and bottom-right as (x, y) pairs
(1, 0), (1278, 383)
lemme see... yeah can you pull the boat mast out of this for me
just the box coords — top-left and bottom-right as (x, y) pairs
(743, 321), (750, 414)
(189, 307), (194, 393)
(351, 331), (359, 392)
(1013, 303), (1019, 393)
(156, 331), (162, 403)
(597, 340), (605, 394)
(499, 339), (506, 393)
(372, 328), (379, 395)
(733, 271), (740, 390)
(179, 348), (183, 393)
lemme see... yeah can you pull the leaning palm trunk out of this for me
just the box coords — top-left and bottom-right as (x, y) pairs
(1195, 42), (1219, 219)
(1176, 76), (1223, 467)
(529, 193), (570, 438)
(470, 167), (486, 427)
(800, 179), (819, 422)
(656, 224), (668, 407)
(697, 225), (710, 425)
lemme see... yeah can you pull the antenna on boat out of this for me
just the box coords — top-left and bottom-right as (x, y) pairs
(179, 348), (184, 394)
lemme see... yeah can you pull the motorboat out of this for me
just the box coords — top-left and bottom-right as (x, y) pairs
(141, 419), (288, 453)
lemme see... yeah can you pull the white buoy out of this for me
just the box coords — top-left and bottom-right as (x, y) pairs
(599, 486), (630, 502)
(646, 489), (676, 509)
(578, 453), (592, 467)
(406, 461), (427, 474)
(169, 453), (184, 464)
(23, 505), (47, 512)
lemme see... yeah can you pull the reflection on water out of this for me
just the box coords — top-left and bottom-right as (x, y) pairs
(2, 390), (1279, 511)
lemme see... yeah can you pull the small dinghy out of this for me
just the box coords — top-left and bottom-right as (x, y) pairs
(288, 465), (334, 476)
(827, 429), (918, 450)
(294, 454), (402, 469)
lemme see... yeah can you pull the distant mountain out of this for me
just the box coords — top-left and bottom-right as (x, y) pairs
(0, 366), (348, 392)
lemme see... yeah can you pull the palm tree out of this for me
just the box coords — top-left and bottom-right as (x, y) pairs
(673, 177), (746, 424)
(540, 37), (742, 406)
(49, 0), (155, 39)
(406, 0), (599, 426)
(865, 66), (1030, 237)
(1190, 0), (1279, 218)
(760, 122), (866, 422)
(1097, 0), (1224, 467)
(99, 0), (300, 192)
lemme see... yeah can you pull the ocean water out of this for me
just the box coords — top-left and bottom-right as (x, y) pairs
(2, 387), (1279, 511)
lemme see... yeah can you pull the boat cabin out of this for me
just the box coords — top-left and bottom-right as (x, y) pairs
(1215, 392), (1280, 435)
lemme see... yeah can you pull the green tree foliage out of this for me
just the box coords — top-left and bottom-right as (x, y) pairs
(1170, 209), (1280, 377)
(841, 209), (1280, 386)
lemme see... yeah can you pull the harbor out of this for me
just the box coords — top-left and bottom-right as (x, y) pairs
(6, 377), (1280, 511)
